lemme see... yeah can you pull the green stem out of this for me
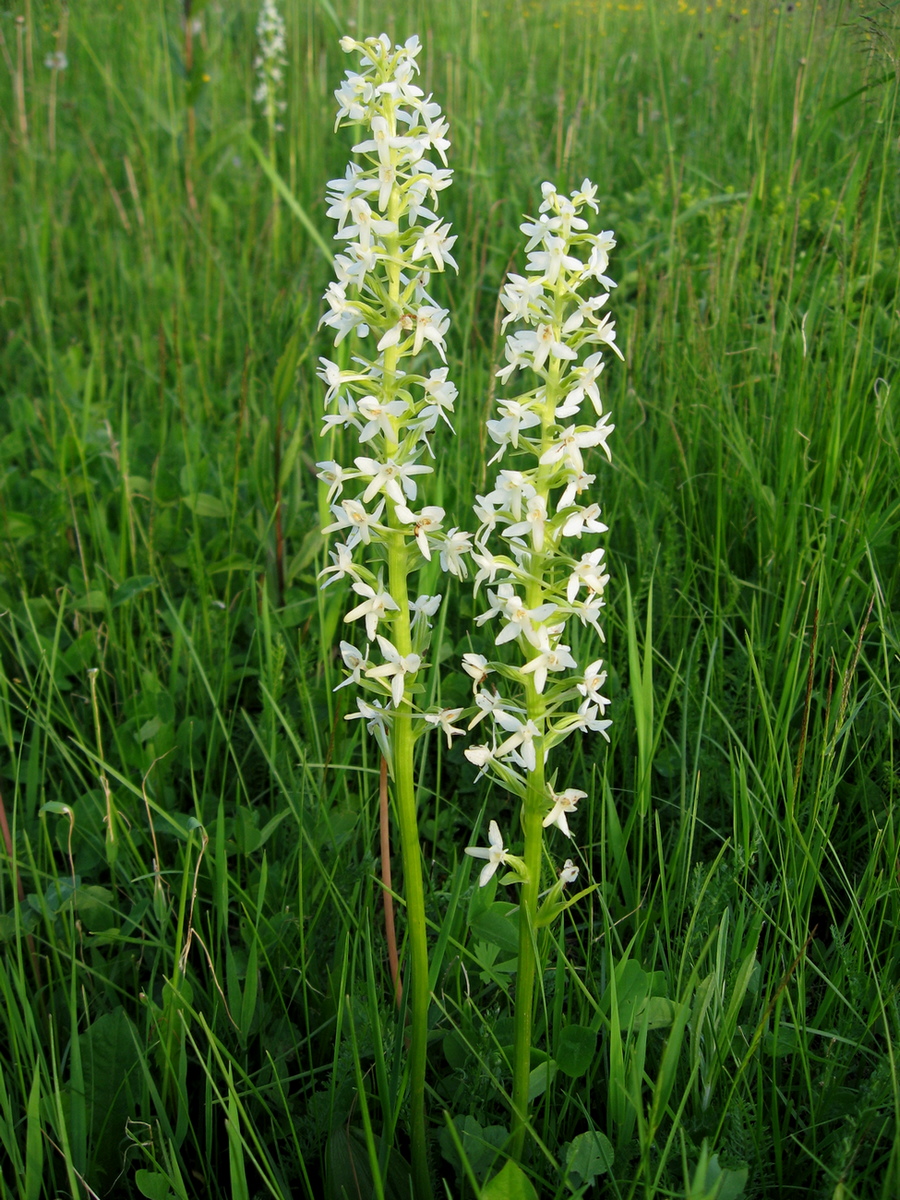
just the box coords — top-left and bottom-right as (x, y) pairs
(511, 328), (566, 1152)
(510, 679), (545, 1158)
(267, 106), (280, 268)
(379, 86), (433, 1199)
(386, 534), (431, 1197)
(510, 351), (562, 1158)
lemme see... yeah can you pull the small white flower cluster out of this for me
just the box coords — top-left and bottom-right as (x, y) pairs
(318, 34), (472, 756)
(463, 181), (619, 876)
(254, 0), (287, 125)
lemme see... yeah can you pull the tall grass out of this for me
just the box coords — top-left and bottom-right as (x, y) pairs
(0, 0), (898, 1197)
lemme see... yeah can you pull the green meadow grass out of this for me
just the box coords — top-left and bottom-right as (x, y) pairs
(0, 0), (898, 1196)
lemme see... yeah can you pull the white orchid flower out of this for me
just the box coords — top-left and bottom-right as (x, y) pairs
(464, 820), (511, 887)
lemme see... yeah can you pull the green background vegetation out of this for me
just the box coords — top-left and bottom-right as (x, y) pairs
(0, 0), (897, 1196)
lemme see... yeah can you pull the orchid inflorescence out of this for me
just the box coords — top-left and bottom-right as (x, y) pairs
(254, 0), (288, 129)
(317, 33), (471, 750)
(463, 179), (620, 882)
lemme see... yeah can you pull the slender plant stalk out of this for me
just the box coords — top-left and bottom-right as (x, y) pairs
(510, 684), (545, 1155)
(381, 198), (432, 1188)
(509, 370), (563, 1153)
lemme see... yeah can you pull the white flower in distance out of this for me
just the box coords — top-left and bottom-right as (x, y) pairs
(354, 456), (432, 504)
(322, 498), (386, 549)
(463, 743), (495, 779)
(409, 593), (442, 631)
(542, 788), (587, 838)
(316, 460), (359, 504)
(515, 322), (578, 373)
(344, 581), (400, 641)
(320, 541), (360, 589)
(394, 504), (445, 559)
(365, 636), (422, 706)
(539, 423), (612, 474)
(577, 660), (610, 711)
(439, 529), (473, 578)
(493, 712), (540, 773)
(566, 549), (610, 604)
(465, 820), (511, 887)
(254, 0), (288, 123)
(502, 493), (549, 553)
(519, 628), (577, 694)
(461, 653), (492, 688)
(559, 859), (579, 885)
(423, 707), (466, 749)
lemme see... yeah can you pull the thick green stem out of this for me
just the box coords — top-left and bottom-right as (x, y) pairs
(509, 354), (562, 1158)
(379, 90), (433, 1198)
(510, 680), (546, 1157)
(386, 540), (431, 1197)
(267, 116), (280, 268)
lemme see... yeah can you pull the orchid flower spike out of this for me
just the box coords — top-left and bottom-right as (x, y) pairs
(461, 178), (620, 878)
(318, 33), (468, 727)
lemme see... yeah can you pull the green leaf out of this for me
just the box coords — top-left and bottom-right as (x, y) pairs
(555, 1024), (597, 1078)
(324, 1125), (411, 1200)
(138, 715), (164, 743)
(25, 1070), (43, 1200)
(112, 575), (157, 607)
(208, 554), (256, 574)
(256, 808), (292, 848)
(2, 511), (39, 541)
(614, 958), (649, 1024)
(74, 885), (117, 933)
(438, 1115), (507, 1181)
(763, 1026), (801, 1058)
(641, 996), (680, 1029)
(471, 903), (519, 955)
(482, 1159), (539, 1200)
(693, 1146), (749, 1200)
(467, 872), (497, 922)
(80, 1008), (141, 1184)
(564, 1130), (614, 1186)
(527, 1059), (556, 1100)
(74, 590), (108, 612)
(182, 492), (228, 518)
(135, 1170), (177, 1200)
